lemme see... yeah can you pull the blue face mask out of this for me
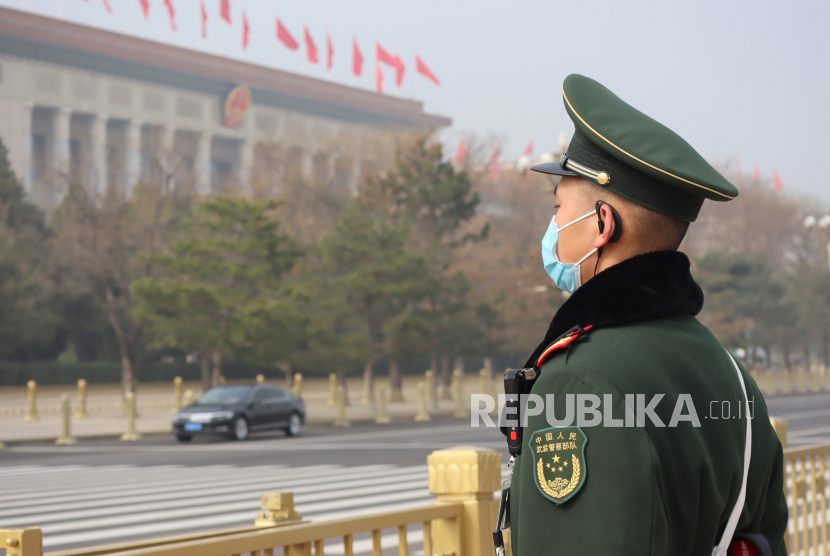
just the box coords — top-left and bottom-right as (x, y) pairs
(541, 210), (598, 294)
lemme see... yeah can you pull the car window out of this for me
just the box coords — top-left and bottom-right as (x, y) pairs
(197, 386), (252, 405)
(268, 387), (288, 399)
(252, 389), (271, 402)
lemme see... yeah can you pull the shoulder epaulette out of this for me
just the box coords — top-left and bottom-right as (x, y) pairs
(536, 325), (594, 367)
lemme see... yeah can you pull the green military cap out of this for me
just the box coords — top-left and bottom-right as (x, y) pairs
(532, 74), (738, 222)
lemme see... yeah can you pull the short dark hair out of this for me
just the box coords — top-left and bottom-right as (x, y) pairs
(576, 178), (690, 251)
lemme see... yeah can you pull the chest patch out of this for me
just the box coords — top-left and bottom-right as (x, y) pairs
(529, 426), (588, 505)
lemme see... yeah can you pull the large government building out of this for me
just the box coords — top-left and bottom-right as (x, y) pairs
(0, 7), (450, 210)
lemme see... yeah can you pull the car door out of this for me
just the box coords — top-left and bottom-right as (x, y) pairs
(261, 387), (292, 428)
(248, 388), (272, 429)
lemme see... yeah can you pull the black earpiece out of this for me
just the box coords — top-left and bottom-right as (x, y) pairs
(595, 200), (622, 243)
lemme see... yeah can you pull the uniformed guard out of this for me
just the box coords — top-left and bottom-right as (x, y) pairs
(498, 74), (787, 555)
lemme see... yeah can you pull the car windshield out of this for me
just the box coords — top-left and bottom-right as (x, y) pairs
(196, 386), (251, 405)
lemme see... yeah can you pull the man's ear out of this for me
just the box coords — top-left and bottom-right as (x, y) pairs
(594, 204), (617, 249)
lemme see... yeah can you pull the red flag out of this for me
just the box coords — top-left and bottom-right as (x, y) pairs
(735, 157), (742, 188)
(200, 1), (208, 38)
(491, 147), (502, 179)
(376, 43), (405, 87)
(242, 11), (250, 49)
(415, 54), (440, 85)
(326, 32), (334, 71)
(162, 0), (177, 31)
(753, 163), (760, 186)
(138, 0), (150, 19)
(375, 64), (383, 93)
(304, 26), (318, 63)
(773, 169), (783, 191)
(524, 141), (534, 155)
(102, 0), (112, 13)
(352, 38), (363, 76)
(454, 140), (468, 165)
(219, 0), (231, 24)
(276, 18), (299, 50)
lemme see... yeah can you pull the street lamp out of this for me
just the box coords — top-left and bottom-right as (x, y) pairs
(804, 214), (830, 273)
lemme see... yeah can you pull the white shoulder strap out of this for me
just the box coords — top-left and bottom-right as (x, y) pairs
(711, 353), (752, 556)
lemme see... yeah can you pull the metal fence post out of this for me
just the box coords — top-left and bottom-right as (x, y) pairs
(428, 446), (502, 556)
(55, 394), (77, 446)
(75, 379), (89, 418)
(121, 392), (141, 442)
(0, 527), (43, 556)
(173, 376), (183, 413)
(23, 380), (38, 422)
(183, 389), (194, 408)
(479, 368), (488, 396)
(415, 382), (431, 422)
(375, 385), (391, 425)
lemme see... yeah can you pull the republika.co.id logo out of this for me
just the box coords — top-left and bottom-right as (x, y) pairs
(469, 393), (754, 428)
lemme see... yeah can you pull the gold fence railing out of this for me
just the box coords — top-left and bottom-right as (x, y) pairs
(752, 367), (830, 397)
(783, 443), (830, 556)
(0, 446), (502, 556)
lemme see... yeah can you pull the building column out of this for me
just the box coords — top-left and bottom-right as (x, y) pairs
(301, 149), (313, 182)
(91, 113), (108, 195)
(238, 139), (254, 195)
(159, 124), (176, 179)
(124, 119), (142, 197)
(22, 102), (34, 194)
(196, 131), (213, 195)
(52, 107), (72, 180)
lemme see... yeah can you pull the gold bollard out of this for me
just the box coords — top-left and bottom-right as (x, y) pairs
(375, 385), (391, 424)
(75, 379), (89, 418)
(415, 382), (431, 422)
(172, 376), (183, 413)
(770, 417), (788, 448)
(55, 394), (77, 445)
(256, 374), (265, 384)
(479, 368), (488, 396)
(362, 369), (373, 405)
(23, 380), (38, 422)
(183, 389), (194, 407)
(218, 375), (226, 386)
(328, 373), (337, 406)
(120, 392), (141, 441)
(453, 369), (466, 418)
(425, 370), (434, 403)
(333, 385), (350, 427)
(291, 373), (303, 399)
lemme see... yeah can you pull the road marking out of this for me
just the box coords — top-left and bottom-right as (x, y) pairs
(0, 464), (468, 551)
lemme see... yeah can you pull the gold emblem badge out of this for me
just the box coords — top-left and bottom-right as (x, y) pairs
(529, 426), (588, 505)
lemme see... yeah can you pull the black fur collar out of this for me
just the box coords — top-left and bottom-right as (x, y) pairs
(524, 250), (704, 368)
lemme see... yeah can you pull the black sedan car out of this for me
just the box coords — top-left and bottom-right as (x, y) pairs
(172, 384), (305, 441)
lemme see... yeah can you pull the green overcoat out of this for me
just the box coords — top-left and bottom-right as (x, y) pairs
(509, 251), (788, 556)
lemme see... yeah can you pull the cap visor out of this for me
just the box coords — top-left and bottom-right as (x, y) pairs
(530, 161), (579, 176)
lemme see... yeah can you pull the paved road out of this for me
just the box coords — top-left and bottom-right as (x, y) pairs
(0, 393), (827, 553)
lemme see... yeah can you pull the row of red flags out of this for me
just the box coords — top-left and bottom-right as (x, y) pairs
(84, 0), (440, 91)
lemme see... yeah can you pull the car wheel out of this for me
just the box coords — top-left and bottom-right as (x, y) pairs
(232, 417), (249, 441)
(176, 435), (192, 442)
(285, 412), (303, 437)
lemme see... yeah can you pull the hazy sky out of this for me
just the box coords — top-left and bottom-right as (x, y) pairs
(4, 0), (830, 200)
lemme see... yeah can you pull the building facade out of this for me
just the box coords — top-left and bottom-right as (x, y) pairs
(0, 7), (450, 209)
